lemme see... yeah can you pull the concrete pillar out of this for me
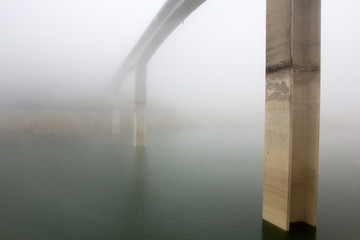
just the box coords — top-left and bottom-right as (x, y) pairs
(263, 0), (320, 231)
(134, 64), (147, 146)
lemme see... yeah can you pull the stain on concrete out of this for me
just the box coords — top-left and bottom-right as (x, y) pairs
(266, 81), (290, 101)
(266, 59), (292, 73)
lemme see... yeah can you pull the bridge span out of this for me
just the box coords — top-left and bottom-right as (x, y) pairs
(111, 0), (206, 145)
(111, 0), (321, 232)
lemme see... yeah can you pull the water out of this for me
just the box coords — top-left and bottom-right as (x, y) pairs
(0, 128), (359, 239)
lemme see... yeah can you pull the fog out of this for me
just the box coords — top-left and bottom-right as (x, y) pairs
(1, 0), (359, 130)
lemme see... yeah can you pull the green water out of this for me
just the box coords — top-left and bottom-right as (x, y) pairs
(0, 128), (359, 239)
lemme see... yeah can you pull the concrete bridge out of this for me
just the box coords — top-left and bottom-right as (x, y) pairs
(111, 0), (321, 231)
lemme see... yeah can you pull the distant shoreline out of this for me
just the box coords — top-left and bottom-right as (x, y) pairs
(0, 107), (197, 134)
(1, 107), (357, 134)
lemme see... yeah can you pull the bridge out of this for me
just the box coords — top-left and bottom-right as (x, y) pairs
(111, 0), (321, 231)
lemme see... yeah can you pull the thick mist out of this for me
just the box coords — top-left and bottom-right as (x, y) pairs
(0, 0), (359, 130)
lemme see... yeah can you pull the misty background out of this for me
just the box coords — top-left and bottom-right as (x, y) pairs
(0, 0), (359, 132)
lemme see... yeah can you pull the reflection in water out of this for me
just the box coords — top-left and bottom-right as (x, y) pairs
(123, 147), (148, 239)
(262, 220), (316, 240)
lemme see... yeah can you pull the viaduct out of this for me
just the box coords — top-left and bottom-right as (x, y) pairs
(111, 0), (321, 231)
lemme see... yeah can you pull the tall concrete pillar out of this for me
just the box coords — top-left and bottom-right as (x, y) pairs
(134, 64), (147, 146)
(263, 0), (320, 231)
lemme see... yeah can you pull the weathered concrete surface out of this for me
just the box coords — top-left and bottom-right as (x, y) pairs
(264, 69), (293, 230)
(263, 0), (320, 231)
(134, 64), (147, 146)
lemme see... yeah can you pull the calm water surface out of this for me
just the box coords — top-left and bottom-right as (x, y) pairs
(0, 128), (359, 239)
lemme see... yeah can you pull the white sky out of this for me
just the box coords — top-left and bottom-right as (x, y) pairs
(0, 0), (359, 127)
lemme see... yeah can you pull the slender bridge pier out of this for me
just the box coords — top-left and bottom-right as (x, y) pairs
(111, 0), (321, 231)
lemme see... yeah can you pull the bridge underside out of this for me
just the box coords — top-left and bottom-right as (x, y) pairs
(112, 0), (321, 231)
